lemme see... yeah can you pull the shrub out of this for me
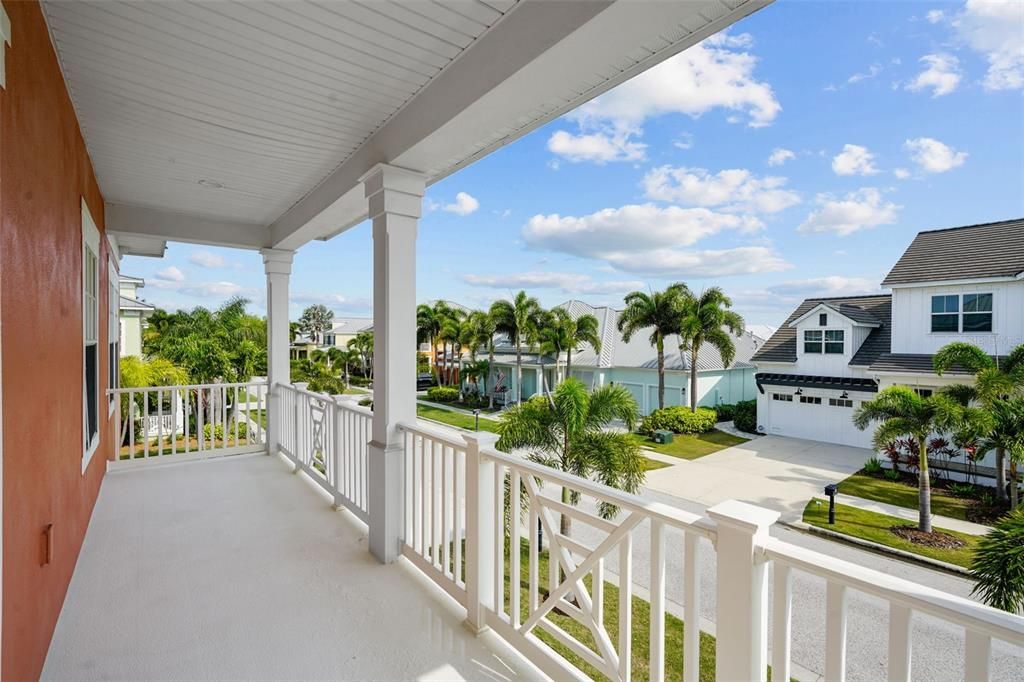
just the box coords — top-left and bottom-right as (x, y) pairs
(358, 397), (373, 409)
(863, 457), (883, 475)
(884, 468), (901, 482)
(733, 399), (758, 433)
(202, 421), (248, 442)
(349, 376), (372, 388)
(971, 507), (1024, 612)
(639, 406), (716, 435)
(713, 403), (736, 422)
(426, 386), (460, 403)
(949, 482), (979, 499)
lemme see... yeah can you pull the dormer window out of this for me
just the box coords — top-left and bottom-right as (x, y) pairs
(804, 329), (844, 354)
(825, 330), (845, 354)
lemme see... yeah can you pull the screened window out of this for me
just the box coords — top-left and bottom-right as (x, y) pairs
(824, 330), (845, 354)
(82, 201), (101, 469)
(963, 293), (993, 332)
(931, 295), (959, 332)
(803, 330), (823, 354)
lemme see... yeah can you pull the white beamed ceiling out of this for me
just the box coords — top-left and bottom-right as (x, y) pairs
(42, 0), (768, 251)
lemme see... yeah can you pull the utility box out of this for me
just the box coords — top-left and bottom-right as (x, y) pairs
(653, 430), (674, 444)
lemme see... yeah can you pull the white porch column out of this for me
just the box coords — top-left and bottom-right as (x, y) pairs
(261, 248), (294, 457)
(363, 164), (425, 564)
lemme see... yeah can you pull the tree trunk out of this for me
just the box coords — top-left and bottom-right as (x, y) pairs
(656, 335), (665, 410)
(566, 349), (572, 385)
(488, 348), (495, 409)
(1011, 460), (1019, 510)
(918, 436), (933, 533)
(516, 341), (523, 404)
(996, 446), (1008, 502)
(560, 484), (572, 536)
(690, 347), (699, 413)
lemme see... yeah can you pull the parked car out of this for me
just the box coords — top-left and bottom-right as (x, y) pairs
(416, 373), (437, 391)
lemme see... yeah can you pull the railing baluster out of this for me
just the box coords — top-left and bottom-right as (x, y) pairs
(510, 468), (521, 628)
(684, 532), (703, 682)
(221, 385), (227, 451)
(887, 603), (911, 682)
(128, 391), (135, 459)
(649, 519), (666, 682)
(770, 562), (792, 682)
(618, 532), (632, 682)
(442, 444), (450, 576)
(143, 391), (150, 458)
(157, 388), (164, 456)
(234, 386), (240, 447)
(964, 630), (991, 682)
(825, 581), (848, 682)
(493, 460), (504, 619)
(454, 448), (464, 587)
(433, 438), (442, 568)
(198, 387), (205, 452)
(593, 557), (604, 629)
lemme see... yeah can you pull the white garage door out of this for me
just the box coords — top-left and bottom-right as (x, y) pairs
(765, 391), (873, 448)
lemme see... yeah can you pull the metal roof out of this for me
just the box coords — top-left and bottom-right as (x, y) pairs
(752, 295), (892, 366)
(881, 218), (1024, 286)
(119, 295), (154, 312)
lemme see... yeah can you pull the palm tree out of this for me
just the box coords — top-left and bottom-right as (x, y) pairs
(119, 356), (189, 446)
(974, 399), (1024, 509)
(854, 385), (990, 533)
(558, 309), (601, 382)
(490, 291), (541, 404)
(679, 287), (745, 413)
(934, 342), (1024, 502)
(617, 284), (690, 411)
(531, 308), (562, 402)
(347, 331), (374, 380)
(467, 310), (498, 407)
(496, 378), (644, 535)
(416, 303), (443, 378)
(298, 304), (334, 345)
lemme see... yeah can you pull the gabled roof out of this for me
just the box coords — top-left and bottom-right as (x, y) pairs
(119, 295), (154, 312)
(752, 294), (892, 366)
(329, 317), (373, 334)
(788, 301), (881, 328)
(881, 218), (1024, 286)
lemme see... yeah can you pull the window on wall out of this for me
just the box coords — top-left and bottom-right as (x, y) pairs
(799, 395), (822, 405)
(829, 398), (854, 407)
(931, 295), (959, 332)
(82, 201), (101, 469)
(772, 393), (793, 402)
(963, 293), (993, 332)
(108, 258), (119, 414)
(803, 330), (823, 353)
(824, 330), (845, 354)
(819, 313), (828, 326)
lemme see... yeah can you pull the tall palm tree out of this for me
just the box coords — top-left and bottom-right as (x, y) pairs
(119, 356), (189, 446)
(467, 310), (498, 407)
(558, 309), (601, 382)
(854, 385), (989, 533)
(934, 342), (1024, 502)
(347, 331), (374, 380)
(617, 284), (690, 411)
(976, 399), (1024, 509)
(679, 287), (745, 413)
(490, 291), (541, 404)
(497, 378), (644, 535)
(416, 303), (443, 378)
(438, 312), (467, 387)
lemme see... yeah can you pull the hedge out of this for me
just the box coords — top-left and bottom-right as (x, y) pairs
(733, 399), (758, 434)
(202, 421), (248, 442)
(426, 386), (460, 403)
(713, 403), (736, 422)
(639, 406), (717, 435)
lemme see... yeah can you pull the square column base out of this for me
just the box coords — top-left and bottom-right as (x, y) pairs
(368, 439), (404, 564)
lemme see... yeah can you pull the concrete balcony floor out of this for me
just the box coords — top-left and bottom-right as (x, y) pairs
(43, 454), (531, 681)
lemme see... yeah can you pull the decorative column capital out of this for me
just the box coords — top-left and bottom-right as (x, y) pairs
(361, 164), (427, 220)
(260, 248), (294, 276)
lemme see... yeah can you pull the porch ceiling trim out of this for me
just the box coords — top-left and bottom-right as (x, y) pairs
(754, 373), (879, 395)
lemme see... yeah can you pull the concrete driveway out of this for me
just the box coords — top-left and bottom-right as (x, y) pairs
(643, 435), (870, 520)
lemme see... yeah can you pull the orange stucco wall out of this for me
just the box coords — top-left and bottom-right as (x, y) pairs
(1, 2), (114, 679)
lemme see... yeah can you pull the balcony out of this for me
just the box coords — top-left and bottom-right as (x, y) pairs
(45, 382), (1024, 681)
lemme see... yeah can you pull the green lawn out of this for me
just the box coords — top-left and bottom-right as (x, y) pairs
(630, 430), (747, 460)
(342, 386), (370, 395)
(642, 457), (672, 471)
(416, 404), (501, 433)
(836, 472), (973, 522)
(802, 499), (979, 569)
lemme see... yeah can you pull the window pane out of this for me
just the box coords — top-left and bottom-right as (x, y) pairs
(804, 342), (823, 353)
(804, 330), (823, 341)
(825, 330), (844, 341)
(931, 295), (958, 313)
(819, 313), (828, 326)
(964, 293), (992, 313)
(931, 314), (958, 332)
(85, 343), (98, 443)
(825, 342), (844, 354)
(963, 313), (993, 332)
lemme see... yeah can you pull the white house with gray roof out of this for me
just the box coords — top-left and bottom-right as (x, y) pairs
(752, 218), (1024, 450)
(118, 275), (155, 358)
(487, 300), (764, 414)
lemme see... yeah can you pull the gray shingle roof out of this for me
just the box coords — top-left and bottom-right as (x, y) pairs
(119, 295), (154, 311)
(868, 353), (1009, 375)
(881, 218), (1024, 286)
(751, 295), (892, 366)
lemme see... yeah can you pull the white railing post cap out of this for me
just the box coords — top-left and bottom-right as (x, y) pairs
(463, 431), (501, 451)
(707, 500), (780, 534)
(294, 382), (309, 390)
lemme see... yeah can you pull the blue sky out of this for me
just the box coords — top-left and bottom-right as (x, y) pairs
(124, 0), (1024, 327)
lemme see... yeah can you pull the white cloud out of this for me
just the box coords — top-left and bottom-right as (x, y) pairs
(848, 63), (883, 84)
(523, 204), (761, 257)
(767, 148), (796, 166)
(906, 53), (962, 97)
(642, 166), (800, 214)
(601, 247), (791, 278)
(767, 276), (881, 298)
(189, 250), (227, 268)
(797, 188), (901, 236)
(462, 272), (643, 295)
(546, 129), (646, 164)
(673, 133), (695, 150)
(953, 0), (1024, 91)
(894, 167), (911, 179)
(926, 9), (945, 24)
(549, 31), (779, 164)
(443, 192), (479, 216)
(831, 144), (879, 176)
(181, 281), (248, 298)
(153, 265), (185, 282)
(904, 137), (968, 173)
(291, 292), (371, 310)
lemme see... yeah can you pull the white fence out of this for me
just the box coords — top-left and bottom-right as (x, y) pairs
(109, 381), (267, 467)
(278, 383), (371, 523)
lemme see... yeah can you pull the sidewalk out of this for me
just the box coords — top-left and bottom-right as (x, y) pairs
(835, 493), (991, 536)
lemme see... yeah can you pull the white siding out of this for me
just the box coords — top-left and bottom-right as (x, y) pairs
(788, 316), (863, 377)
(890, 281), (1024, 356)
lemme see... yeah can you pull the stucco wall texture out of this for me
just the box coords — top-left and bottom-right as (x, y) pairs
(1, 2), (114, 679)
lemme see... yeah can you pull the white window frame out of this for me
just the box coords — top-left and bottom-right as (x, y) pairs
(803, 329), (845, 354)
(82, 201), (101, 472)
(930, 293), (994, 334)
(108, 257), (119, 416)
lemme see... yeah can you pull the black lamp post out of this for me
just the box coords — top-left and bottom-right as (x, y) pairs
(824, 483), (838, 524)
(473, 408), (480, 431)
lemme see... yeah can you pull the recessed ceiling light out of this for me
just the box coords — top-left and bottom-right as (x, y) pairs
(198, 179), (224, 189)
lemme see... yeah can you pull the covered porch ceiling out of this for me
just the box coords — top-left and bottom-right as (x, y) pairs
(42, 0), (770, 257)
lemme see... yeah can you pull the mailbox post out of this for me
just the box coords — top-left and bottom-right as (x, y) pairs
(473, 408), (480, 431)
(824, 483), (838, 524)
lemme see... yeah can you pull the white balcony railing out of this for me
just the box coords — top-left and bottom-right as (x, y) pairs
(237, 383), (1024, 680)
(109, 381), (268, 466)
